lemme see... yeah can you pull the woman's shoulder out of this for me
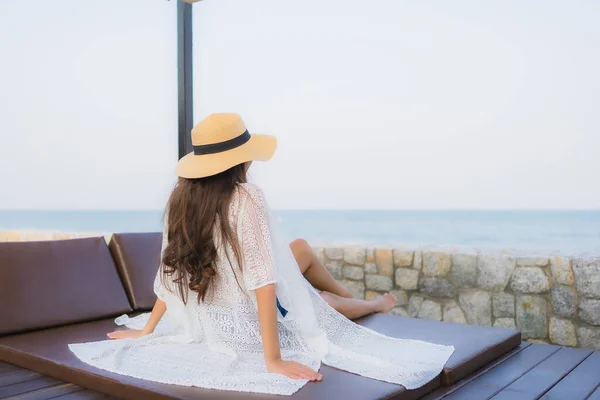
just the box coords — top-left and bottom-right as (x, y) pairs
(238, 182), (265, 197)
(237, 183), (268, 209)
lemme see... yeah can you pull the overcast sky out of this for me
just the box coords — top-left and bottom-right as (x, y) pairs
(1, 0), (599, 210)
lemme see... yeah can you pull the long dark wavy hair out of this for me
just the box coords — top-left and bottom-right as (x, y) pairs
(160, 163), (248, 304)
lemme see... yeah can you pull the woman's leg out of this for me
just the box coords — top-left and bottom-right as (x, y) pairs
(289, 238), (398, 319)
(290, 238), (353, 298)
(320, 291), (397, 320)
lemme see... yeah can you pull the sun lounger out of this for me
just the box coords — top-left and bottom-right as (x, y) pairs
(0, 235), (521, 399)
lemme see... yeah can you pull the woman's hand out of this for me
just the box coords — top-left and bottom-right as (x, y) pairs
(106, 329), (149, 340)
(107, 299), (166, 340)
(266, 359), (322, 381)
(254, 285), (321, 381)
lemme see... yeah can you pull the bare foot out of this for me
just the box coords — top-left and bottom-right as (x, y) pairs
(375, 293), (397, 313)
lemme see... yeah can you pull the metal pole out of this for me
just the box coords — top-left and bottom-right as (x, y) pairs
(177, 0), (194, 159)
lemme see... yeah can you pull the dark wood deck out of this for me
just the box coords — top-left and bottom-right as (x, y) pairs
(0, 361), (114, 399)
(424, 342), (600, 400)
(1, 342), (599, 400)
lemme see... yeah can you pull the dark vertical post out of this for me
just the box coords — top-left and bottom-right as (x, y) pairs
(177, 0), (194, 159)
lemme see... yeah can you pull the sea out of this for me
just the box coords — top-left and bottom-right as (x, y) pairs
(1, 210), (599, 257)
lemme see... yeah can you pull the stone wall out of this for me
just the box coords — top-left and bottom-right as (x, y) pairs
(314, 246), (600, 351)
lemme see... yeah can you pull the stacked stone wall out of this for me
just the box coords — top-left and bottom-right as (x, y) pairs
(314, 246), (600, 350)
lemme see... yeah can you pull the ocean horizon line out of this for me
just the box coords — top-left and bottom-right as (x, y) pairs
(1, 209), (599, 213)
(1, 209), (598, 256)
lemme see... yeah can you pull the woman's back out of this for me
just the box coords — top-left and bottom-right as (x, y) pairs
(194, 182), (265, 305)
(154, 182), (303, 355)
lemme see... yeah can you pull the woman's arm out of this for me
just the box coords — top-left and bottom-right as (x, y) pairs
(255, 284), (282, 362)
(142, 298), (167, 334)
(241, 185), (321, 381)
(255, 284), (322, 381)
(107, 298), (166, 339)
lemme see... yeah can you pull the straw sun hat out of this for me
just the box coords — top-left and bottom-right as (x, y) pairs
(175, 113), (277, 179)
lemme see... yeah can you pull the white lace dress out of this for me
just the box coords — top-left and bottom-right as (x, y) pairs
(69, 183), (454, 396)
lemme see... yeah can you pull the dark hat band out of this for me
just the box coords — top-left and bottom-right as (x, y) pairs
(193, 130), (251, 155)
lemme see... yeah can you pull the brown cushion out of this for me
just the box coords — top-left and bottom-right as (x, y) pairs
(0, 319), (439, 400)
(356, 314), (521, 385)
(0, 237), (132, 336)
(109, 233), (162, 311)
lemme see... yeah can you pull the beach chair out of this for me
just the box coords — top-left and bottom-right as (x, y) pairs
(0, 234), (523, 399)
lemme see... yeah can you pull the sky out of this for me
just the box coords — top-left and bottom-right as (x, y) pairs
(1, 0), (599, 210)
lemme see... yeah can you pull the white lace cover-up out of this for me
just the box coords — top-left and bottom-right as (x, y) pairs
(69, 183), (454, 396)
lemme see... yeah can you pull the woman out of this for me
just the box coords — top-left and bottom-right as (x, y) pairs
(69, 113), (454, 396)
